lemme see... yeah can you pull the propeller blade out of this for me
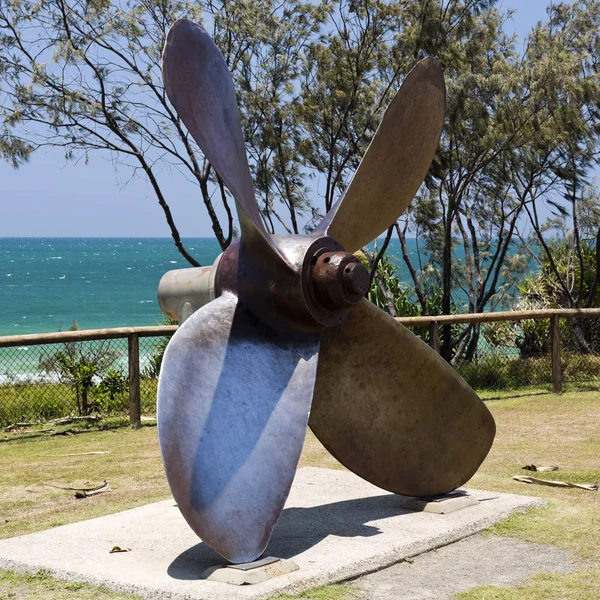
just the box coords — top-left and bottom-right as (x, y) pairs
(162, 19), (283, 261)
(158, 292), (319, 563)
(316, 58), (445, 252)
(309, 300), (495, 497)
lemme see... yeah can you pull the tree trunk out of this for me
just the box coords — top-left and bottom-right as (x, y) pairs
(82, 388), (89, 416)
(464, 323), (480, 362)
(440, 220), (454, 362)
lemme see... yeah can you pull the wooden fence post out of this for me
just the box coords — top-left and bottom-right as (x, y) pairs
(430, 321), (440, 353)
(551, 314), (563, 394)
(128, 332), (141, 429)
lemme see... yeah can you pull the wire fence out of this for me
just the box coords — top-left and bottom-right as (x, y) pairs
(2, 310), (600, 428)
(0, 327), (175, 428)
(447, 317), (600, 390)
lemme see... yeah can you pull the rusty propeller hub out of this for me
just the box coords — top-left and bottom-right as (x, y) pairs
(214, 235), (370, 332)
(311, 251), (369, 311)
(301, 240), (370, 329)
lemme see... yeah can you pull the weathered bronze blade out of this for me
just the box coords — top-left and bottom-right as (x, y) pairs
(316, 58), (445, 252)
(157, 292), (319, 563)
(162, 19), (285, 263)
(309, 299), (495, 497)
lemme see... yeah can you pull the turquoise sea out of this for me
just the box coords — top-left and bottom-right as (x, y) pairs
(0, 237), (435, 337)
(0, 237), (526, 380)
(0, 238), (224, 337)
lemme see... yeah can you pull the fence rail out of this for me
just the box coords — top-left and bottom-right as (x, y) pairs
(2, 308), (600, 428)
(0, 325), (178, 347)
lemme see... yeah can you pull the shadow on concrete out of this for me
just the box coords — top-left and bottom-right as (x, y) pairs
(167, 493), (410, 581)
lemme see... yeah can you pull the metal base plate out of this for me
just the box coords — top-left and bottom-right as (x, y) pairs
(200, 557), (299, 585)
(397, 489), (479, 514)
(228, 556), (280, 571)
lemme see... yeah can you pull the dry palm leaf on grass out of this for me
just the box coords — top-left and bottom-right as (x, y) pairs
(43, 480), (112, 498)
(513, 475), (598, 491)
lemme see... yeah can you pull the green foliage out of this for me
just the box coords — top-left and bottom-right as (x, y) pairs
(365, 254), (420, 317)
(518, 206), (600, 356)
(142, 320), (176, 380)
(96, 370), (128, 412)
(38, 321), (121, 415)
(519, 234), (600, 310)
(482, 318), (551, 360)
(142, 353), (163, 380)
(360, 251), (447, 317)
(142, 336), (170, 379)
(515, 319), (551, 359)
(1, 0), (600, 336)
(456, 349), (600, 390)
(457, 355), (552, 390)
(53, 351), (99, 415)
(0, 382), (77, 427)
(483, 321), (516, 349)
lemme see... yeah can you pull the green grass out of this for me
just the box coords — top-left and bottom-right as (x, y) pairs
(455, 389), (600, 599)
(0, 569), (143, 599)
(0, 380), (159, 427)
(455, 569), (600, 599)
(0, 569), (360, 600)
(0, 419), (169, 540)
(0, 382), (79, 426)
(0, 416), (337, 541)
(1, 390), (600, 599)
(456, 352), (600, 391)
(270, 584), (362, 599)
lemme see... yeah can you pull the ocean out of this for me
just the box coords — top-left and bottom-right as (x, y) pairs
(1, 237), (525, 380)
(0, 238), (224, 337)
(0, 237), (431, 337)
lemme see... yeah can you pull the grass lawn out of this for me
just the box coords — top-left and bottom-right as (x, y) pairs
(0, 388), (599, 599)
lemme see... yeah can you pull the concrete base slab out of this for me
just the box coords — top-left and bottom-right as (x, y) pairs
(397, 490), (479, 514)
(201, 558), (299, 585)
(0, 467), (541, 600)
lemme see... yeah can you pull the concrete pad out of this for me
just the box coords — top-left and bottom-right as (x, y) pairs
(0, 467), (541, 600)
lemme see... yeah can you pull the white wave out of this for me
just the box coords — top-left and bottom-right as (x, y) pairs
(169, 260), (177, 264)
(0, 372), (62, 385)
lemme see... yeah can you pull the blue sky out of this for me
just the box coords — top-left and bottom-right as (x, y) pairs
(0, 1), (559, 238)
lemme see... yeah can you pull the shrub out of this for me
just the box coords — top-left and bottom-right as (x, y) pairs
(96, 370), (128, 413)
(38, 321), (121, 415)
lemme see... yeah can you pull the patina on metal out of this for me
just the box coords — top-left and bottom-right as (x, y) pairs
(309, 299), (496, 497)
(158, 292), (319, 564)
(162, 18), (287, 268)
(157, 257), (221, 323)
(157, 17), (495, 565)
(314, 57), (446, 253)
